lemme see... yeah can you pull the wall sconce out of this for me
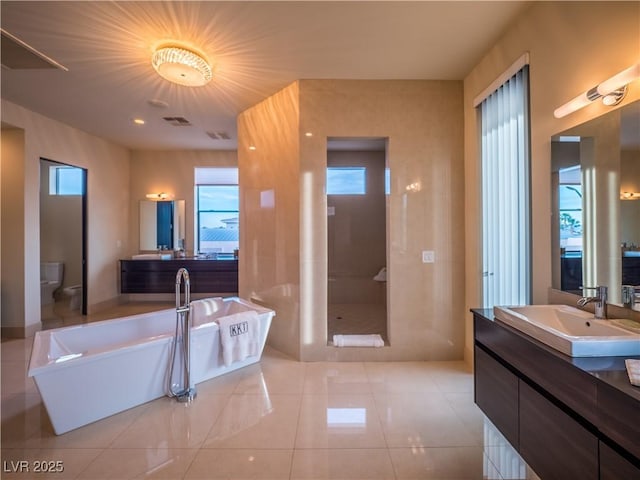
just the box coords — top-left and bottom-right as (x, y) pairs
(145, 192), (171, 200)
(620, 192), (640, 200)
(554, 63), (640, 118)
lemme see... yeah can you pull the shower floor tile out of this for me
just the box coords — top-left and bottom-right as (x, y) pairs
(327, 302), (387, 344)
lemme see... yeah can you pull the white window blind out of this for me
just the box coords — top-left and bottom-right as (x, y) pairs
(480, 66), (531, 308)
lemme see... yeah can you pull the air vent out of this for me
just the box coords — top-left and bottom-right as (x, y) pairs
(1, 29), (67, 70)
(162, 116), (192, 126)
(206, 131), (231, 140)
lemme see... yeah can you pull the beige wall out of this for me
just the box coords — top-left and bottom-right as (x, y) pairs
(621, 149), (640, 247)
(1, 128), (26, 335)
(463, 1), (640, 360)
(240, 79), (464, 361)
(129, 150), (237, 256)
(1, 99), (130, 335)
(238, 82), (301, 360)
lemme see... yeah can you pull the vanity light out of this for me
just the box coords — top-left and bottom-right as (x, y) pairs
(554, 63), (640, 118)
(151, 45), (212, 87)
(145, 192), (171, 200)
(620, 192), (640, 200)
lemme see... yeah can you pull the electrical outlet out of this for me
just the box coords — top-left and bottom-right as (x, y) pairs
(422, 250), (435, 263)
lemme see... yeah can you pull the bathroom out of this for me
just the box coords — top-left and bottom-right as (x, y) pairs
(39, 158), (85, 322)
(1, 2), (639, 478)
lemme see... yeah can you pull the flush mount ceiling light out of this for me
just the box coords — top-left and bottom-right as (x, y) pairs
(554, 63), (640, 118)
(151, 46), (212, 87)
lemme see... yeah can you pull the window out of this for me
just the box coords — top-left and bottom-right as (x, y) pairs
(195, 168), (239, 255)
(479, 65), (531, 308)
(49, 165), (84, 195)
(327, 167), (366, 195)
(558, 166), (583, 255)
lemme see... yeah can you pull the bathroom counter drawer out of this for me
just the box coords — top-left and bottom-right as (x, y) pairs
(120, 259), (238, 294)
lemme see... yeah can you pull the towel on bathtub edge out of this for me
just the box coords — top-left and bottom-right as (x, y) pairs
(219, 310), (260, 367)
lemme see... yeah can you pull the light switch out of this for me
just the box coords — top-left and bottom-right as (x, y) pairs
(422, 250), (435, 263)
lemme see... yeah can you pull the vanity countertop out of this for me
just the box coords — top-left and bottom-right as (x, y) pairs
(472, 308), (640, 402)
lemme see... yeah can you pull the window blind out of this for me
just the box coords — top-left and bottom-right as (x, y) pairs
(480, 66), (531, 308)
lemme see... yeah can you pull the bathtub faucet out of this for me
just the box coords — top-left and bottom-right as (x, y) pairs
(577, 285), (608, 319)
(176, 267), (190, 312)
(168, 267), (197, 403)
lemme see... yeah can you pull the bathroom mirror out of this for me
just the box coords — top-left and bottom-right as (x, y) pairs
(551, 100), (640, 306)
(139, 199), (186, 251)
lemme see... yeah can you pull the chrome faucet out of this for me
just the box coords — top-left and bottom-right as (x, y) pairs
(577, 285), (608, 319)
(622, 285), (639, 309)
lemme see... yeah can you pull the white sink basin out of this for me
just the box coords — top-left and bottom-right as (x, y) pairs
(493, 305), (640, 357)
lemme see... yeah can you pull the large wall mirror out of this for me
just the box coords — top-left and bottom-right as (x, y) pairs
(139, 200), (186, 251)
(551, 100), (640, 307)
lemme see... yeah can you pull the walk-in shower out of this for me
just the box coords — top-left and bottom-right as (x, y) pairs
(326, 137), (388, 345)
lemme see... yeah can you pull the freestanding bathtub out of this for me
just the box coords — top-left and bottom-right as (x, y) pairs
(28, 297), (274, 435)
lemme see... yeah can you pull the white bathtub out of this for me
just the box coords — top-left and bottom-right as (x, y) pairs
(28, 297), (274, 435)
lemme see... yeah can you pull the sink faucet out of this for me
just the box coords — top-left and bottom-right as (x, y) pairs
(577, 285), (608, 319)
(622, 285), (639, 309)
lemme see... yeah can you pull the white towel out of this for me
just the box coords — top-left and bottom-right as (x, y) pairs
(333, 334), (384, 348)
(219, 311), (260, 366)
(625, 359), (640, 387)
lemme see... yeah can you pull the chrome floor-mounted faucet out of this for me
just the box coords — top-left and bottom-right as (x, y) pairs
(577, 285), (608, 319)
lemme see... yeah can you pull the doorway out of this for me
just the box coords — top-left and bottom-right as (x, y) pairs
(40, 158), (87, 324)
(326, 138), (388, 344)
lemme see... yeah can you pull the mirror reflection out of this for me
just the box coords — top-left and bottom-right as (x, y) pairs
(551, 100), (640, 307)
(139, 199), (186, 251)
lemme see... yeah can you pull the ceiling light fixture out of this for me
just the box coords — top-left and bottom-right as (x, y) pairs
(151, 46), (212, 87)
(145, 192), (171, 200)
(554, 63), (640, 118)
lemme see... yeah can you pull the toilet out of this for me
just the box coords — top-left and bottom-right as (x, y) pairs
(40, 262), (64, 306)
(64, 285), (82, 311)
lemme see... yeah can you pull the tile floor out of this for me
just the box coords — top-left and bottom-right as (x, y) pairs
(1, 302), (540, 479)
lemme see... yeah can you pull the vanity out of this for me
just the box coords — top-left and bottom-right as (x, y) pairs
(120, 258), (238, 294)
(473, 308), (640, 480)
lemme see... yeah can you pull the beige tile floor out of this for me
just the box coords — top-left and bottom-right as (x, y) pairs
(327, 303), (388, 344)
(1, 301), (540, 479)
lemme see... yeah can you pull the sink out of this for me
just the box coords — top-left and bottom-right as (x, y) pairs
(493, 305), (640, 357)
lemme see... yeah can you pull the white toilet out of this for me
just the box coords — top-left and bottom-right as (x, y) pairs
(40, 262), (64, 306)
(64, 285), (82, 311)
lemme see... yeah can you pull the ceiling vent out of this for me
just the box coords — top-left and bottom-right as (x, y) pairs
(162, 116), (192, 126)
(1, 29), (67, 70)
(206, 131), (231, 140)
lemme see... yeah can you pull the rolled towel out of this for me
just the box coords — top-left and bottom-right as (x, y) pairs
(333, 334), (384, 348)
(625, 359), (640, 387)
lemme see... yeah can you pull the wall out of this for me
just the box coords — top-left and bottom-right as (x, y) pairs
(621, 149), (640, 247)
(463, 1), (640, 360)
(238, 82), (301, 360)
(1, 99), (130, 335)
(129, 150), (237, 256)
(1, 128), (26, 335)
(240, 79), (464, 361)
(39, 159), (83, 290)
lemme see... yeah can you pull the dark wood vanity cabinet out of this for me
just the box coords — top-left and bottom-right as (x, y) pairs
(120, 259), (238, 294)
(473, 309), (640, 480)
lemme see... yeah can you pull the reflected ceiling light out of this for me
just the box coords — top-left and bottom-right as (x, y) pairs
(151, 46), (212, 87)
(133, 118), (145, 125)
(620, 192), (640, 200)
(554, 63), (640, 118)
